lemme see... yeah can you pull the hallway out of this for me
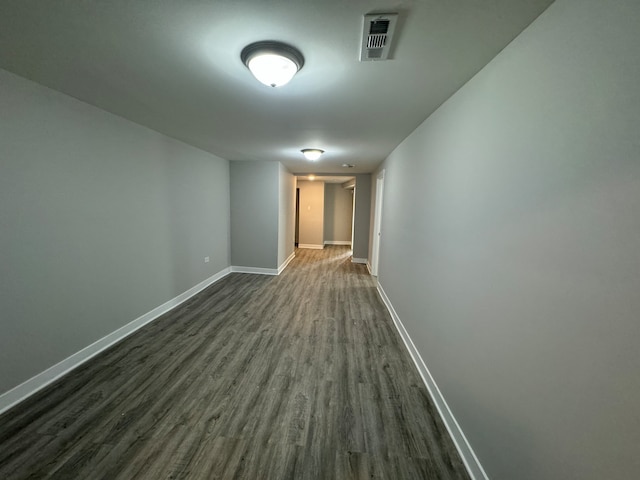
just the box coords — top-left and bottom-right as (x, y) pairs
(0, 246), (469, 479)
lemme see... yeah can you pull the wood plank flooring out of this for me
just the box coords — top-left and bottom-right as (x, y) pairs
(0, 246), (471, 479)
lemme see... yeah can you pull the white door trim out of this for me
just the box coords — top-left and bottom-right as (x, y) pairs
(371, 169), (385, 276)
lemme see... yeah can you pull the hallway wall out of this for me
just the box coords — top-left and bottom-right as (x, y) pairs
(297, 180), (325, 248)
(374, 1), (640, 478)
(230, 161), (279, 269)
(323, 183), (353, 245)
(278, 164), (296, 268)
(351, 174), (371, 261)
(0, 68), (230, 395)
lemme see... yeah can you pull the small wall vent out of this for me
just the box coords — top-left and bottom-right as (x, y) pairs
(360, 13), (398, 61)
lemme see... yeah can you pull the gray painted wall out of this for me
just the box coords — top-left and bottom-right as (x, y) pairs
(375, 0), (640, 478)
(0, 68), (230, 394)
(278, 164), (295, 267)
(297, 181), (325, 247)
(229, 161), (279, 269)
(352, 174), (371, 260)
(324, 183), (353, 244)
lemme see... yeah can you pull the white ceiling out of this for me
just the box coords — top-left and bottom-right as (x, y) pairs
(0, 0), (553, 174)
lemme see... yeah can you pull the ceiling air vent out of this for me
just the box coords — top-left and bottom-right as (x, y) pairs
(360, 13), (398, 61)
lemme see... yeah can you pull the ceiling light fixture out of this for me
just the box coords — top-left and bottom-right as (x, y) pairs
(301, 149), (324, 161)
(241, 41), (304, 88)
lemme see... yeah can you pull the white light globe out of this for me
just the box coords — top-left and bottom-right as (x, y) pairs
(301, 149), (324, 161)
(248, 54), (298, 88)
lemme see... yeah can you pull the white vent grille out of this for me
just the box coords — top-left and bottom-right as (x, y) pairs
(367, 33), (387, 49)
(360, 13), (398, 61)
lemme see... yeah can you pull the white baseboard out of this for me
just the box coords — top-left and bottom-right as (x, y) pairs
(278, 251), (296, 275)
(0, 267), (232, 416)
(298, 244), (324, 250)
(352, 257), (367, 264)
(230, 255), (295, 276)
(366, 262), (372, 275)
(376, 283), (489, 480)
(231, 265), (279, 275)
(324, 241), (352, 246)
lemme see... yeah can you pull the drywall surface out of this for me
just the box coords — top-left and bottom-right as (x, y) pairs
(324, 183), (353, 244)
(230, 161), (279, 269)
(278, 164), (295, 267)
(297, 181), (324, 247)
(376, 0), (640, 478)
(0, 68), (230, 394)
(352, 174), (371, 259)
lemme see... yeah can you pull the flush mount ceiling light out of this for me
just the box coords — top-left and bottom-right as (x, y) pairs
(301, 149), (324, 161)
(241, 41), (304, 88)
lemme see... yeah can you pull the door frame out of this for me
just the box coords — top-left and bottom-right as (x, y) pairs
(371, 170), (385, 276)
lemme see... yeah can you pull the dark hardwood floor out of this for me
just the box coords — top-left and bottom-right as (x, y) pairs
(0, 246), (470, 479)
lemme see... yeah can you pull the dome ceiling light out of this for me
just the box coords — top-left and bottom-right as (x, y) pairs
(301, 149), (324, 161)
(241, 41), (304, 88)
